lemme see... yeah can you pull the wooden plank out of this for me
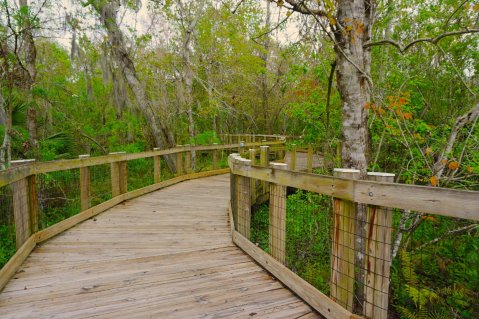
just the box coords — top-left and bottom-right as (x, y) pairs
(119, 160), (127, 194)
(331, 169), (359, 312)
(34, 169), (230, 244)
(184, 145), (191, 174)
(0, 141), (284, 188)
(79, 155), (91, 211)
(233, 231), (356, 319)
(0, 235), (36, 292)
(176, 147), (184, 176)
(28, 174), (38, 234)
(236, 164), (251, 239)
(153, 152), (161, 183)
(229, 159), (479, 220)
(212, 144), (219, 170)
(12, 177), (30, 249)
(269, 163), (287, 264)
(364, 172), (395, 319)
(307, 144), (313, 173)
(291, 144), (297, 171)
(1, 174), (317, 319)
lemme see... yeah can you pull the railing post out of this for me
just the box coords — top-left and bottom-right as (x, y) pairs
(307, 144), (313, 173)
(259, 145), (269, 202)
(330, 168), (360, 312)
(239, 141), (245, 154)
(153, 148), (161, 183)
(236, 158), (251, 239)
(291, 144), (297, 171)
(11, 159), (37, 248)
(176, 145), (184, 176)
(269, 162), (288, 264)
(364, 172), (395, 319)
(79, 155), (91, 211)
(110, 152), (127, 197)
(212, 143), (219, 170)
(184, 144), (191, 174)
(249, 148), (256, 205)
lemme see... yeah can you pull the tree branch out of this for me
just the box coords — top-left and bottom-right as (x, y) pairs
(414, 223), (479, 251)
(364, 29), (479, 52)
(275, 0), (328, 16)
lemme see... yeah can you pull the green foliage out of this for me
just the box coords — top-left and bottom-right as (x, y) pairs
(0, 225), (16, 269)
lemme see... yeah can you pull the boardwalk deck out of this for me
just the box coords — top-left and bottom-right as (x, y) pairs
(0, 175), (319, 319)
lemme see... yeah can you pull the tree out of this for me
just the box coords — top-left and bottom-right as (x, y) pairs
(90, 0), (176, 170)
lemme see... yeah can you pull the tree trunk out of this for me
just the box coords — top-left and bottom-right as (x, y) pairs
(19, 0), (36, 86)
(260, 0), (271, 134)
(334, 1), (373, 313)
(93, 0), (176, 171)
(179, 0), (206, 171)
(335, 1), (372, 174)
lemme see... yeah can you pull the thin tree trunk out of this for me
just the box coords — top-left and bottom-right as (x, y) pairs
(334, 1), (374, 313)
(260, 0), (271, 134)
(93, 0), (176, 171)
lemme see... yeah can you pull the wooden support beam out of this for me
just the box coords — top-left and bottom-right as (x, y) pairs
(259, 146), (270, 202)
(153, 148), (161, 183)
(269, 162), (288, 264)
(79, 155), (91, 211)
(11, 159), (37, 249)
(291, 144), (297, 171)
(212, 143), (219, 170)
(248, 149), (256, 205)
(364, 172), (395, 319)
(330, 168), (360, 312)
(184, 144), (191, 174)
(307, 144), (313, 173)
(236, 158), (251, 239)
(239, 141), (245, 154)
(176, 145), (184, 176)
(110, 152), (127, 197)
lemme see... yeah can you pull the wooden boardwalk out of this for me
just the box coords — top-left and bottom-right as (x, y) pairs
(0, 175), (319, 319)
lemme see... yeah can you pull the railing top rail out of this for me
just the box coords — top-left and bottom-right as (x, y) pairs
(0, 140), (284, 188)
(228, 155), (479, 221)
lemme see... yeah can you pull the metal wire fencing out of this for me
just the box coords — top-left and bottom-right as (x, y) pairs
(37, 169), (80, 230)
(0, 185), (15, 268)
(235, 159), (479, 319)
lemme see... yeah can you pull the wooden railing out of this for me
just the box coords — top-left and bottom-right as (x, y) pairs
(228, 154), (479, 319)
(0, 139), (285, 292)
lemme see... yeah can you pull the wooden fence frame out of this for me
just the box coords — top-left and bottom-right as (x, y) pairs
(0, 140), (283, 293)
(228, 155), (479, 319)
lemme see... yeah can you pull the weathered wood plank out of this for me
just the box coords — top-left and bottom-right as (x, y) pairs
(233, 231), (355, 319)
(0, 174), (317, 319)
(229, 160), (479, 220)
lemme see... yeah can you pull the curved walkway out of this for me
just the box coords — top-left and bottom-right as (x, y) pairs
(0, 175), (319, 319)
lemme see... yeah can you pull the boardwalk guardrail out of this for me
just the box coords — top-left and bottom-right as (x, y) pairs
(0, 139), (285, 292)
(228, 154), (479, 319)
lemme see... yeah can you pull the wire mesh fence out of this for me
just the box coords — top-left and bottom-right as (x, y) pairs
(127, 157), (154, 191)
(90, 163), (112, 206)
(242, 165), (479, 319)
(37, 169), (80, 230)
(0, 185), (15, 268)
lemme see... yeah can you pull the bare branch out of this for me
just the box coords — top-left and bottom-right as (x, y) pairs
(415, 224), (479, 251)
(434, 101), (479, 178)
(272, 0), (328, 16)
(364, 28), (479, 52)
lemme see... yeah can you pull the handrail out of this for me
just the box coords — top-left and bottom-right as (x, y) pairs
(0, 140), (284, 188)
(229, 157), (479, 220)
(0, 139), (286, 292)
(228, 154), (479, 319)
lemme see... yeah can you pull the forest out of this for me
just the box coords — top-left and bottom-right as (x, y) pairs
(0, 0), (478, 318)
